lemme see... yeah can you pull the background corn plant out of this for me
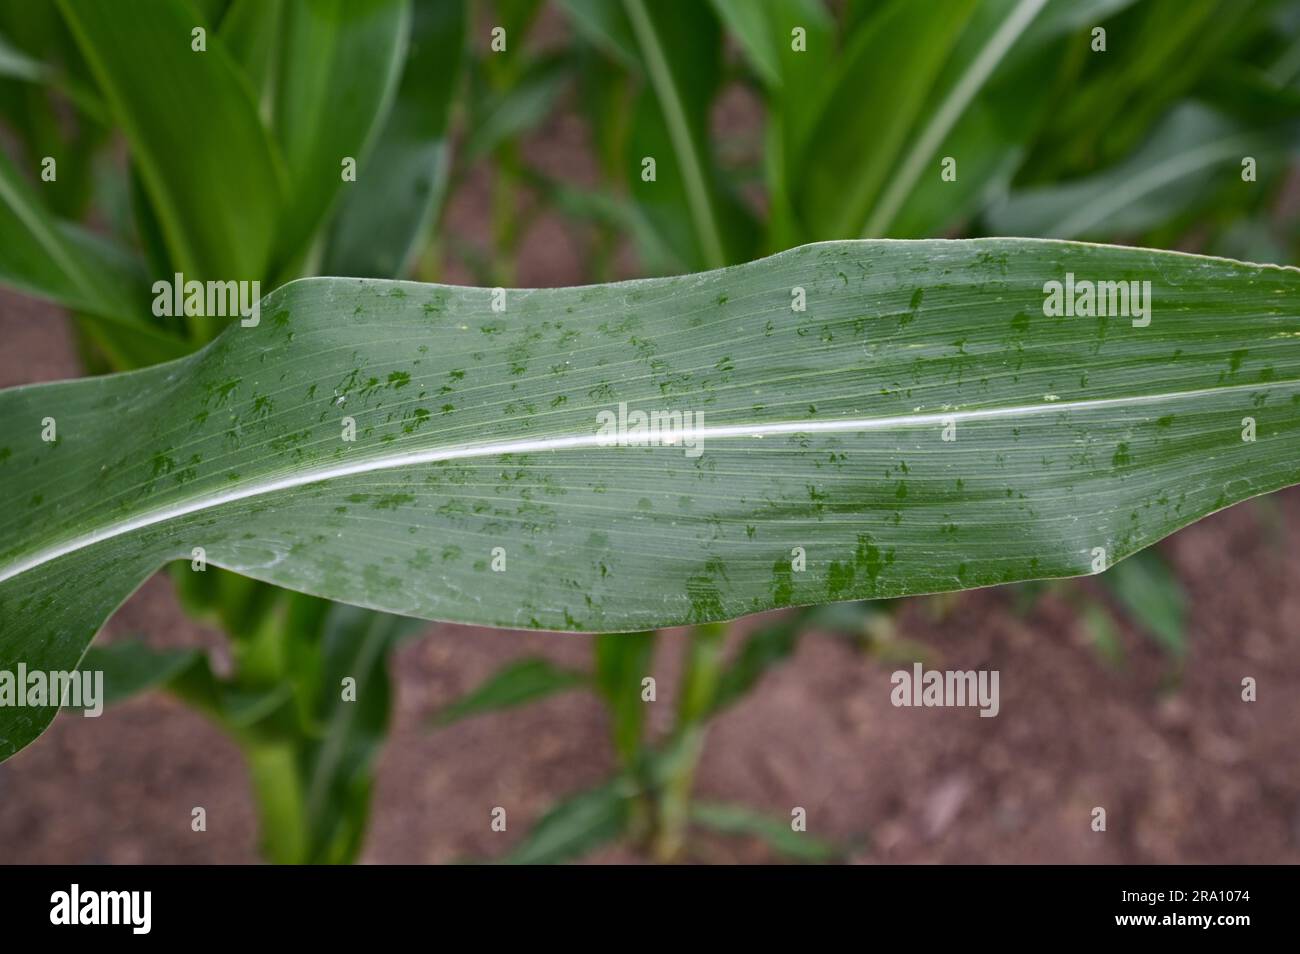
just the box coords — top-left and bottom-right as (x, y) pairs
(0, 0), (1296, 864)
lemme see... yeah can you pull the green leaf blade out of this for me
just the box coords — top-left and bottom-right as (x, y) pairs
(268, 0), (411, 279)
(2, 238), (1298, 760)
(432, 658), (589, 726)
(322, 0), (466, 279)
(56, 0), (284, 283)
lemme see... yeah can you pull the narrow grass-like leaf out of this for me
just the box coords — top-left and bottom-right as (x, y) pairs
(56, 0), (284, 284)
(988, 103), (1296, 239)
(218, 0), (283, 105)
(859, 0), (1048, 238)
(557, 0), (639, 67)
(0, 29), (42, 81)
(432, 658), (589, 726)
(690, 801), (842, 861)
(0, 6), (107, 123)
(463, 54), (568, 163)
(496, 777), (635, 864)
(709, 612), (805, 715)
(594, 631), (655, 762)
(1, 239), (1298, 760)
(323, 0), (466, 278)
(798, 0), (977, 239)
(0, 151), (189, 361)
(622, 0), (728, 269)
(79, 640), (207, 706)
(1098, 547), (1187, 656)
(298, 603), (420, 864)
(0, 150), (148, 318)
(268, 0), (410, 279)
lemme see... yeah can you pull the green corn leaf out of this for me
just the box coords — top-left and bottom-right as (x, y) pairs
(2, 239), (1299, 761)
(690, 801), (843, 862)
(268, 0), (410, 280)
(432, 658), (590, 726)
(70, 312), (194, 370)
(857, 0), (1049, 238)
(621, 0), (747, 270)
(1019, 0), (1269, 185)
(79, 639), (209, 707)
(323, 0), (467, 279)
(802, 0), (1123, 241)
(887, 51), (1050, 239)
(707, 0), (782, 88)
(709, 612), (805, 715)
(296, 602), (421, 864)
(56, 0), (284, 285)
(0, 3), (107, 124)
(78, 635), (223, 719)
(517, 166), (685, 276)
(496, 776), (636, 864)
(707, 0), (830, 93)
(749, 0), (835, 251)
(987, 102), (1297, 240)
(0, 29), (43, 82)
(557, 0), (640, 67)
(492, 0), (546, 49)
(594, 631), (655, 762)
(462, 53), (568, 163)
(0, 151), (190, 362)
(217, 0), (282, 104)
(0, 150), (150, 319)
(82, 601), (419, 864)
(1081, 600), (1125, 666)
(797, 0), (978, 240)
(563, 0), (757, 270)
(881, 0), (1144, 238)
(1098, 547), (1188, 657)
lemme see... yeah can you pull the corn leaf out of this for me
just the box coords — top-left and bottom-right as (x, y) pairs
(268, 0), (410, 280)
(621, 0), (755, 270)
(0, 149), (149, 318)
(690, 801), (842, 861)
(323, 0), (467, 278)
(987, 102), (1298, 239)
(496, 776), (635, 864)
(79, 639), (208, 706)
(2, 238), (1298, 760)
(431, 658), (589, 726)
(594, 631), (655, 762)
(56, 0), (284, 284)
(797, 0), (978, 239)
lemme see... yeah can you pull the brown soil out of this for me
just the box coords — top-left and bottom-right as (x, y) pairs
(1, 289), (1298, 864)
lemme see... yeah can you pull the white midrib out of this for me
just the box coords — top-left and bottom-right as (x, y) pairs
(0, 380), (1288, 584)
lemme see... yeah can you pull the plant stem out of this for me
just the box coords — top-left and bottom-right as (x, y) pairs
(490, 142), (522, 288)
(653, 620), (727, 861)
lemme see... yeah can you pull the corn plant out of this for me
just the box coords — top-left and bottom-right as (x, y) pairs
(1, 0), (1298, 867)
